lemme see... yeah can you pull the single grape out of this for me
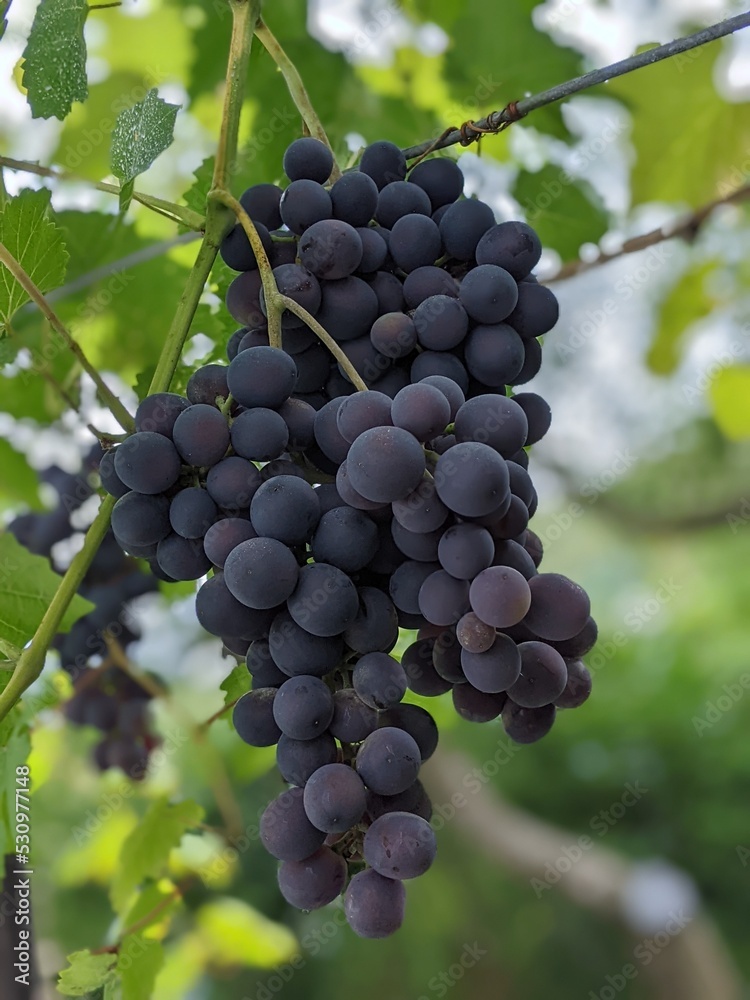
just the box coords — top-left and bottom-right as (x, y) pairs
(343, 587), (400, 654)
(268, 610), (344, 678)
(205, 456), (262, 512)
(260, 786), (326, 861)
(135, 392), (190, 437)
(303, 762), (367, 833)
(330, 170), (379, 226)
(114, 432), (181, 494)
(169, 487), (218, 539)
(283, 137), (334, 183)
(230, 407), (289, 462)
(523, 573), (591, 641)
(507, 640), (568, 707)
(452, 683), (506, 722)
(356, 727), (421, 795)
(460, 632), (521, 693)
(378, 704), (438, 761)
(555, 658), (592, 709)
(173, 404), (230, 468)
(227, 345), (298, 408)
(347, 426), (426, 503)
(359, 141), (407, 189)
(233, 688), (281, 746)
(469, 566), (531, 628)
(250, 476), (321, 546)
(278, 846), (347, 910)
(501, 700), (556, 743)
(364, 810), (437, 879)
(272, 675), (335, 740)
(475, 221), (542, 279)
(276, 732), (338, 787)
(224, 537), (299, 609)
(434, 442), (510, 518)
(353, 652), (407, 710)
(345, 868), (406, 938)
(408, 157), (463, 209)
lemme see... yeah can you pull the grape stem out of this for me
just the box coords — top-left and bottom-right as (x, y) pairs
(254, 18), (342, 182)
(212, 189), (284, 350)
(0, 156), (206, 231)
(400, 11), (750, 159)
(0, 495), (116, 727)
(278, 295), (369, 392)
(0, 0), (262, 728)
(0, 242), (135, 432)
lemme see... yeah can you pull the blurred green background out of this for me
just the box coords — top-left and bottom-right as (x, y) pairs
(1, 0), (749, 997)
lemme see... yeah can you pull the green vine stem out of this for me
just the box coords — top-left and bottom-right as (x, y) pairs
(0, 156), (205, 231)
(0, 242), (135, 432)
(254, 18), (342, 182)
(0, 495), (115, 725)
(0, 0), (262, 727)
(213, 189), (283, 349)
(279, 295), (368, 391)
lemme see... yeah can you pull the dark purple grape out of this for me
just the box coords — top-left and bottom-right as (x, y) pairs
(202, 515), (258, 567)
(343, 587), (399, 654)
(287, 562), (359, 637)
(456, 612), (496, 653)
(378, 704), (438, 761)
(330, 688), (378, 744)
(250, 476), (320, 546)
(475, 221), (541, 280)
(501, 700), (556, 743)
(298, 219), (363, 279)
(336, 390), (393, 443)
(303, 762), (367, 832)
(513, 392), (552, 446)
(114, 432), (181, 494)
(353, 652), (407, 710)
(452, 683), (506, 722)
(506, 282), (559, 338)
(173, 404), (230, 468)
(439, 198), (495, 260)
(260, 786), (326, 861)
(453, 394), (529, 459)
(459, 263), (518, 324)
(283, 137), (334, 183)
(311, 507), (379, 573)
(369, 313), (417, 360)
(205, 456), (262, 512)
(272, 675), (335, 740)
(224, 537), (299, 609)
(356, 727), (421, 795)
(279, 179), (333, 234)
(227, 345), (297, 409)
(401, 637), (452, 697)
(230, 407), (289, 462)
(195, 574), (275, 640)
(464, 324), (525, 387)
(331, 170), (379, 226)
(345, 868), (405, 938)
(408, 157), (463, 209)
(389, 214), (442, 272)
(169, 487), (218, 539)
(156, 534), (212, 580)
(460, 632), (521, 693)
(233, 688), (281, 746)
(359, 141), (407, 189)
(413, 295), (469, 351)
(239, 183), (283, 229)
(391, 476), (449, 534)
(548, 616), (598, 658)
(276, 732), (338, 786)
(523, 573), (591, 641)
(364, 810), (436, 879)
(418, 570), (470, 626)
(278, 846), (347, 910)
(555, 658), (592, 709)
(390, 383), (450, 442)
(434, 442), (509, 517)
(135, 392), (190, 437)
(469, 566), (531, 628)
(437, 523), (494, 580)
(347, 426), (425, 503)
(507, 641), (568, 707)
(268, 610), (344, 678)
(111, 492), (171, 548)
(402, 265), (458, 308)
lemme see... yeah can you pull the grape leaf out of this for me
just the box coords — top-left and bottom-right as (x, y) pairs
(21, 0), (88, 120)
(57, 950), (118, 996)
(0, 0), (11, 42)
(220, 664), (251, 725)
(513, 166), (609, 260)
(609, 44), (750, 207)
(0, 189), (68, 339)
(118, 936), (164, 1000)
(710, 366), (750, 441)
(0, 438), (43, 510)
(648, 260), (719, 375)
(0, 534), (94, 649)
(111, 89), (180, 211)
(111, 797), (204, 913)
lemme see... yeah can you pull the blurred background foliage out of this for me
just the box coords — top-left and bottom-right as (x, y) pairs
(0, 0), (749, 997)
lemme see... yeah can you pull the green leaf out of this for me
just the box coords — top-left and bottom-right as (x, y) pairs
(111, 89), (180, 192)
(0, 438), (43, 510)
(21, 0), (88, 120)
(710, 366), (750, 441)
(407, 0), (586, 142)
(648, 260), (719, 375)
(111, 797), (204, 913)
(0, 0), (11, 42)
(57, 950), (118, 996)
(609, 44), (750, 207)
(0, 189), (69, 339)
(220, 664), (251, 723)
(180, 156), (214, 233)
(118, 936), (165, 1000)
(0, 534), (94, 649)
(195, 897), (299, 968)
(513, 166), (609, 260)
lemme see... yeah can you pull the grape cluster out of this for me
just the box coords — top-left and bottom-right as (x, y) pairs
(7, 447), (160, 776)
(102, 136), (596, 937)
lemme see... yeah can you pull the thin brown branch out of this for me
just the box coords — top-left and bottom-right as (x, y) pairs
(547, 182), (750, 282)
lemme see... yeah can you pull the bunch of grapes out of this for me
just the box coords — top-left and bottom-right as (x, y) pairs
(101, 136), (596, 937)
(8, 446), (160, 776)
